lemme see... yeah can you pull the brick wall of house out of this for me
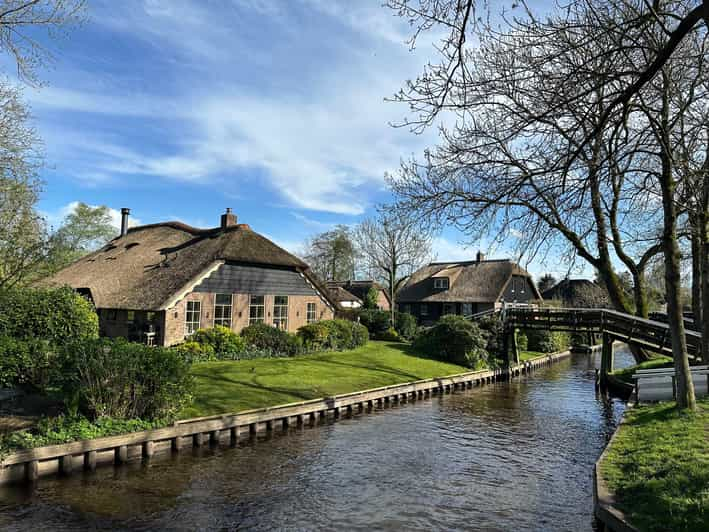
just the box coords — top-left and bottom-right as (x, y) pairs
(162, 291), (334, 346)
(376, 290), (391, 311)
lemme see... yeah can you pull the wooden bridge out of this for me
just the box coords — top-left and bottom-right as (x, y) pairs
(470, 306), (704, 384)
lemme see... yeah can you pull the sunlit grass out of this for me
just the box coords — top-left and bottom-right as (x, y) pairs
(610, 356), (674, 384)
(601, 398), (709, 532)
(182, 341), (468, 418)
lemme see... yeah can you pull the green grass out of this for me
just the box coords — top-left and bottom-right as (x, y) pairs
(611, 356), (674, 384)
(181, 341), (469, 418)
(519, 350), (547, 362)
(601, 398), (709, 532)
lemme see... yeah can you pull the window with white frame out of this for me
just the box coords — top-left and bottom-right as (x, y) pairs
(185, 301), (201, 336)
(433, 277), (449, 289)
(249, 295), (265, 324)
(306, 302), (317, 324)
(273, 295), (288, 329)
(420, 303), (429, 316)
(462, 303), (473, 316)
(214, 294), (232, 327)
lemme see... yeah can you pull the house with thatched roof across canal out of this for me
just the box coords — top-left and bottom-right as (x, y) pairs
(326, 280), (391, 311)
(396, 252), (541, 324)
(41, 208), (337, 346)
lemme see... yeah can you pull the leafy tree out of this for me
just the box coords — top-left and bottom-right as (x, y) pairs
(46, 202), (115, 271)
(303, 225), (357, 281)
(363, 285), (379, 309)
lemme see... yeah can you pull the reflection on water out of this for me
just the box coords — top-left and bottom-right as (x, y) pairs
(0, 348), (634, 531)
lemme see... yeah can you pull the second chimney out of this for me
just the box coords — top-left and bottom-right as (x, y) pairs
(120, 208), (130, 237)
(476, 250), (486, 262)
(221, 208), (237, 229)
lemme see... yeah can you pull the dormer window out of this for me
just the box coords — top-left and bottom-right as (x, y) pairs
(434, 278), (449, 289)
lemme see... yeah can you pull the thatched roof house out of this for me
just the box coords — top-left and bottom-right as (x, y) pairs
(397, 252), (541, 323)
(326, 280), (390, 311)
(326, 284), (363, 309)
(43, 209), (336, 346)
(542, 278), (608, 308)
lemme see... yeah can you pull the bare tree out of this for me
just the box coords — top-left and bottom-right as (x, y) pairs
(303, 225), (357, 282)
(354, 210), (432, 322)
(0, 0), (86, 86)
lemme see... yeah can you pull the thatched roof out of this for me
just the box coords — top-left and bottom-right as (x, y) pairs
(327, 280), (390, 304)
(326, 285), (362, 305)
(41, 221), (331, 311)
(397, 259), (540, 303)
(542, 278), (603, 304)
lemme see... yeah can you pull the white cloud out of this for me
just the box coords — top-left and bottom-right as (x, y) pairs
(431, 237), (476, 262)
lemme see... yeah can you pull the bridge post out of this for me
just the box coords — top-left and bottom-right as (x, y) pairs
(600, 332), (614, 388)
(503, 327), (520, 367)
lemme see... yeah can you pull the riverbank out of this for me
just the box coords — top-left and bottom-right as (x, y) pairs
(183, 341), (469, 418)
(599, 398), (709, 532)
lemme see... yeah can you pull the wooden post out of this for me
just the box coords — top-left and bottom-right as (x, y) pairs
(230, 426), (240, 445)
(26, 460), (39, 482)
(59, 455), (73, 475)
(193, 432), (204, 447)
(600, 332), (614, 388)
(171, 437), (181, 452)
(209, 430), (220, 445)
(115, 445), (128, 464)
(142, 440), (154, 458)
(84, 450), (97, 471)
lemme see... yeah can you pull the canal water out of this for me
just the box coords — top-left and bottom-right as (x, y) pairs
(0, 349), (633, 531)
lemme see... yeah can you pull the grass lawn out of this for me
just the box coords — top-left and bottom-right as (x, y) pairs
(182, 341), (468, 418)
(519, 350), (546, 362)
(601, 398), (709, 532)
(611, 356), (674, 384)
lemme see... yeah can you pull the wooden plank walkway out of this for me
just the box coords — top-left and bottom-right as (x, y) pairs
(504, 307), (702, 358)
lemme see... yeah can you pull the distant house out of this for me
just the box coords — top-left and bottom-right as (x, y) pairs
(396, 252), (541, 324)
(42, 209), (337, 346)
(542, 278), (608, 308)
(326, 284), (363, 309)
(326, 280), (391, 311)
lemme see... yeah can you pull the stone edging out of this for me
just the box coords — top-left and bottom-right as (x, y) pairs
(593, 401), (639, 532)
(0, 349), (573, 486)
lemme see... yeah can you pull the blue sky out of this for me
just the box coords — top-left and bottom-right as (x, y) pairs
(18, 0), (577, 279)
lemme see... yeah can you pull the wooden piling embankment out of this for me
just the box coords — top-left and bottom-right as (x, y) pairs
(0, 350), (572, 486)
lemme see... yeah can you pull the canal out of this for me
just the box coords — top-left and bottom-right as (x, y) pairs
(0, 348), (633, 531)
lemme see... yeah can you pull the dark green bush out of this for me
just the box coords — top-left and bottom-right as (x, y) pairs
(358, 309), (391, 337)
(297, 319), (369, 351)
(378, 327), (401, 342)
(516, 330), (528, 351)
(0, 286), (98, 345)
(60, 338), (193, 421)
(413, 315), (488, 368)
(0, 336), (57, 391)
(477, 314), (505, 357)
(297, 322), (332, 351)
(525, 329), (569, 353)
(394, 312), (417, 340)
(240, 323), (301, 356)
(192, 325), (246, 357)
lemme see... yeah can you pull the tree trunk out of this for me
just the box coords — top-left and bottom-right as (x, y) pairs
(701, 199), (709, 364)
(690, 218), (703, 330)
(659, 73), (696, 410)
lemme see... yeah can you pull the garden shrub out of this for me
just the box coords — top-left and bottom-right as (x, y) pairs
(358, 309), (391, 337)
(394, 312), (417, 340)
(0, 336), (57, 390)
(60, 338), (193, 421)
(477, 314), (505, 357)
(412, 315), (489, 368)
(378, 327), (401, 342)
(0, 286), (98, 345)
(525, 329), (569, 353)
(297, 319), (369, 351)
(174, 340), (216, 363)
(240, 323), (302, 356)
(192, 325), (246, 358)
(516, 330), (528, 351)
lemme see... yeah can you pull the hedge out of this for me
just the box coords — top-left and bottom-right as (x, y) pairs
(0, 286), (98, 345)
(413, 315), (489, 368)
